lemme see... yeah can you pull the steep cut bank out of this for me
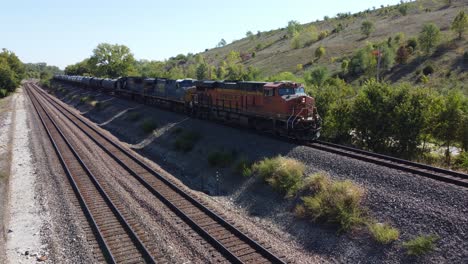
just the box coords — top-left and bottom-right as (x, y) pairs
(48, 82), (467, 263)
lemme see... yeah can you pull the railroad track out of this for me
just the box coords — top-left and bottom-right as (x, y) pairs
(307, 141), (468, 188)
(25, 84), (158, 263)
(28, 82), (287, 264)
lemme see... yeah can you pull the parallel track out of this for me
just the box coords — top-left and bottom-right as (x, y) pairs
(30, 82), (287, 264)
(26, 84), (157, 263)
(307, 141), (468, 188)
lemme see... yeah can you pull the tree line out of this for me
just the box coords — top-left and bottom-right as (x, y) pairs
(0, 49), (25, 98)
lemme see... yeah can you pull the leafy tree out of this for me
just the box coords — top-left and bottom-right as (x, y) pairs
(304, 66), (329, 86)
(226, 51), (241, 65)
(315, 46), (326, 60)
(451, 11), (468, 40)
(136, 60), (165, 77)
(361, 20), (375, 38)
(246, 31), (254, 41)
(398, 3), (409, 16)
(196, 63), (208, 80)
(287, 20), (303, 37)
(0, 49), (24, 95)
(433, 90), (464, 165)
(65, 59), (93, 76)
(418, 23), (441, 54)
(396, 45), (410, 64)
(88, 43), (137, 78)
(217, 39), (227, 47)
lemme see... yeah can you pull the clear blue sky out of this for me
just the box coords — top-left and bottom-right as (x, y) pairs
(2, 0), (401, 69)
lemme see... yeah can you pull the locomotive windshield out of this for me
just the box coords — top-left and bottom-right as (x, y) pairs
(278, 87), (306, 96)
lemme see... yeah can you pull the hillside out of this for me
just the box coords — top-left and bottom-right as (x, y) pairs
(200, 0), (467, 83)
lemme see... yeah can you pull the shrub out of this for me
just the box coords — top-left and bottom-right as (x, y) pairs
(407, 38), (418, 51)
(79, 96), (94, 104)
(207, 149), (236, 168)
(315, 46), (326, 60)
(174, 130), (201, 152)
(253, 156), (305, 197)
(300, 172), (365, 231)
(318, 30), (329, 40)
(141, 119), (157, 134)
(368, 223), (400, 244)
(422, 65), (434, 76)
(296, 64), (303, 71)
(126, 112), (142, 122)
(291, 34), (301, 49)
(0, 89), (7, 98)
(361, 20), (375, 38)
(235, 157), (253, 177)
(398, 3), (409, 16)
(419, 23), (441, 54)
(403, 235), (439, 256)
(396, 46), (411, 64)
(454, 152), (468, 170)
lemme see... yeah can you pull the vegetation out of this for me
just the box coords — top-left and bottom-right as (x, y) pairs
(252, 156), (304, 197)
(403, 235), (439, 256)
(418, 23), (441, 54)
(451, 10), (468, 39)
(207, 149), (236, 168)
(361, 20), (375, 38)
(141, 119), (157, 134)
(299, 172), (365, 232)
(234, 157), (253, 177)
(315, 46), (326, 60)
(173, 130), (201, 152)
(0, 49), (24, 98)
(368, 223), (400, 244)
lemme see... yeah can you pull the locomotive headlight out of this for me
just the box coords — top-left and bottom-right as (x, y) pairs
(301, 97), (306, 103)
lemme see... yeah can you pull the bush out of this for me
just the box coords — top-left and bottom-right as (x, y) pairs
(300, 172), (365, 231)
(207, 149), (236, 168)
(407, 38), (418, 51)
(0, 89), (7, 98)
(398, 3), (409, 16)
(141, 119), (157, 134)
(318, 30), (329, 40)
(361, 20), (375, 38)
(315, 46), (326, 60)
(403, 235), (439, 256)
(253, 156), (305, 197)
(235, 157), (253, 177)
(291, 34), (301, 49)
(454, 152), (468, 170)
(174, 130), (201, 152)
(368, 223), (400, 244)
(126, 112), (142, 122)
(422, 65), (434, 76)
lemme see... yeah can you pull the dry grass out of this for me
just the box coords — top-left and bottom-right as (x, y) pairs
(368, 222), (400, 244)
(403, 234), (439, 256)
(299, 172), (365, 232)
(252, 156), (305, 197)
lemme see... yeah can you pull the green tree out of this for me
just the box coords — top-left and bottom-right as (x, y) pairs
(196, 63), (208, 80)
(398, 3), (409, 16)
(304, 66), (329, 86)
(246, 31), (254, 41)
(418, 23), (441, 54)
(315, 46), (326, 60)
(217, 39), (227, 47)
(287, 20), (303, 37)
(0, 49), (24, 95)
(361, 20), (375, 38)
(451, 11), (468, 40)
(65, 58), (93, 76)
(88, 43), (136, 78)
(433, 91), (464, 165)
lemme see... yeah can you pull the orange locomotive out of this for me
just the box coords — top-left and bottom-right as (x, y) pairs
(186, 80), (321, 140)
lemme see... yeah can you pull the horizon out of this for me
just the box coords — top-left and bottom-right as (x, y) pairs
(2, 0), (402, 69)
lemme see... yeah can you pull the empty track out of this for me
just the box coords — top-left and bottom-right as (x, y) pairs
(307, 141), (468, 188)
(28, 82), (287, 264)
(26, 84), (157, 263)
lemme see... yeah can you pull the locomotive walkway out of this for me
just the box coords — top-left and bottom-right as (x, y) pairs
(26, 82), (287, 264)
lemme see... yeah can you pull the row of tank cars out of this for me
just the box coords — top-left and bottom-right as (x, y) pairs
(53, 75), (321, 140)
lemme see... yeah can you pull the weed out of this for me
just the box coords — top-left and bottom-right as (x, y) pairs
(208, 150), (237, 168)
(300, 172), (365, 232)
(403, 234), (439, 256)
(234, 157), (253, 177)
(141, 119), (157, 134)
(174, 130), (201, 152)
(252, 156), (304, 197)
(79, 95), (94, 105)
(126, 112), (142, 122)
(368, 222), (400, 244)
(0, 89), (8, 98)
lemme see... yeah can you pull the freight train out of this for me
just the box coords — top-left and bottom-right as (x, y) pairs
(53, 75), (322, 140)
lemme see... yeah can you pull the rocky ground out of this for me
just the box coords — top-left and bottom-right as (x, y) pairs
(2, 87), (96, 264)
(46, 82), (467, 264)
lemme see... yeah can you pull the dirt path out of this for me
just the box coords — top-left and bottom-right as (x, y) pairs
(0, 93), (14, 264)
(6, 88), (48, 263)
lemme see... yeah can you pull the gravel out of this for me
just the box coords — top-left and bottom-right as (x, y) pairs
(49, 83), (468, 263)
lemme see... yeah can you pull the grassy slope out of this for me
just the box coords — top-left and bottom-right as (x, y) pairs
(200, 0), (467, 83)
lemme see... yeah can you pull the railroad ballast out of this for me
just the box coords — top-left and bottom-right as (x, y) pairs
(53, 75), (322, 140)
